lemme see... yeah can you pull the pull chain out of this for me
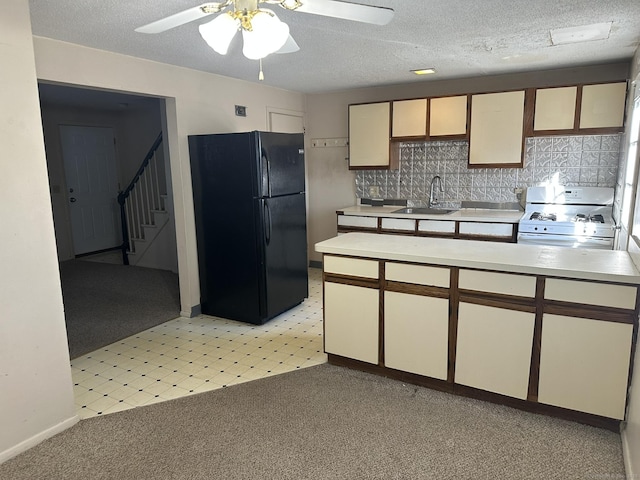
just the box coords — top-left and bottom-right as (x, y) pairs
(258, 58), (264, 81)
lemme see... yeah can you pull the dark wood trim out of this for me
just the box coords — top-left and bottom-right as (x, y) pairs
(378, 261), (385, 367)
(336, 226), (378, 234)
(379, 229), (418, 236)
(458, 291), (536, 312)
(323, 273), (379, 289)
(527, 277), (545, 401)
(447, 268), (460, 384)
(523, 88), (536, 137)
(327, 354), (620, 432)
(385, 281), (449, 299)
(543, 301), (636, 324)
(457, 234), (516, 243)
(466, 162), (524, 169)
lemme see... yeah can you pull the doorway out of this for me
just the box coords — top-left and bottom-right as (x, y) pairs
(39, 83), (181, 358)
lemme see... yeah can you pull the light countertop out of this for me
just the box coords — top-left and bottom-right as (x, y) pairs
(337, 205), (524, 223)
(315, 232), (640, 284)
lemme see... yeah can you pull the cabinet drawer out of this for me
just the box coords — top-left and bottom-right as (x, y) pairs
(386, 262), (450, 287)
(324, 255), (379, 279)
(459, 222), (514, 237)
(538, 314), (633, 419)
(381, 218), (415, 231)
(459, 270), (536, 297)
(544, 278), (636, 309)
(337, 215), (377, 229)
(418, 220), (456, 233)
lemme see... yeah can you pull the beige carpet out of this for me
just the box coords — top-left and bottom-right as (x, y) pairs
(0, 364), (625, 479)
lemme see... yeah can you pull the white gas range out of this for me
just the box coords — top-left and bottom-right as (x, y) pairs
(517, 186), (617, 250)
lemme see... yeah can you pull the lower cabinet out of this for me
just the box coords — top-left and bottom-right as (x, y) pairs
(454, 302), (535, 400)
(537, 314), (633, 420)
(384, 291), (449, 380)
(324, 282), (379, 364)
(322, 254), (638, 426)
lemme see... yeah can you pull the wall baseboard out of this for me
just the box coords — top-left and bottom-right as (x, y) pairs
(0, 415), (79, 465)
(622, 428), (636, 480)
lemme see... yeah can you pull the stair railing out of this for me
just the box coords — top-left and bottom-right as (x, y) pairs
(117, 132), (164, 265)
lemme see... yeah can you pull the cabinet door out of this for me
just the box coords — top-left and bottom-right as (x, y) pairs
(455, 302), (535, 399)
(348, 102), (391, 169)
(537, 314), (633, 419)
(458, 222), (515, 238)
(392, 99), (427, 138)
(469, 91), (525, 167)
(384, 292), (449, 379)
(579, 82), (627, 129)
(429, 95), (468, 137)
(534, 86), (577, 131)
(324, 282), (379, 364)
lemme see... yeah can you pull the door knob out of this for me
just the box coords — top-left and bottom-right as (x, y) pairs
(70, 197), (77, 203)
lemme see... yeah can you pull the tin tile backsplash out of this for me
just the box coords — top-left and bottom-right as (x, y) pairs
(355, 134), (622, 207)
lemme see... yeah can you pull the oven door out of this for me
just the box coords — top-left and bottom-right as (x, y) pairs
(517, 232), (614, 249)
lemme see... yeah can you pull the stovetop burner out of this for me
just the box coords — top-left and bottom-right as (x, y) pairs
(530, 212), (557, 221)
(574, 213), (605, 223)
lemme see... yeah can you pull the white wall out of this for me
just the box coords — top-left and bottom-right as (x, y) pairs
(304, 63), (630, 262)
(33, 36), (306, 316)
(0, 0), (77, 462)
(622, 46), (640, 480)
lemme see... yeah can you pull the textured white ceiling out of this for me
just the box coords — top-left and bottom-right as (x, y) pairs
(28, 0), (640, 94)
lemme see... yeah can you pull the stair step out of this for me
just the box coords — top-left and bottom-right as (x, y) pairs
(141, 223), (156, 228)
(151, 209), (167, 214)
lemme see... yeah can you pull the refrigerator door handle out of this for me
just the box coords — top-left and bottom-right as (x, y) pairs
(261, 148), (272, 198)
(264, 200), (272, 246)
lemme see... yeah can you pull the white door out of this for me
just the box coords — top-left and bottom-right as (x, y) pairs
(60, 125), (120, 255)
(268, 110), (304, 133)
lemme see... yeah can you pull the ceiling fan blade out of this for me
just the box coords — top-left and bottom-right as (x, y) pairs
(135, 4), (215, 34)
(294, 0), (394, 26)
(276, 35), (300, 54)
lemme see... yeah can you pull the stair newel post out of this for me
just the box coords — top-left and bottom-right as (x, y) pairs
(117, 191), (130, 265)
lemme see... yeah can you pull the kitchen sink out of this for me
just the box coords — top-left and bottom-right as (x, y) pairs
(393, 207), (457, 215)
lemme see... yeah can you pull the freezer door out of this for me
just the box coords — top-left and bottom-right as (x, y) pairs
(258, 132), (305, 197)
(261, 193), (308, 319)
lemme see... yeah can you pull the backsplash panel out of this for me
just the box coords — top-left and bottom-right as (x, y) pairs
(355, 134), (622, 207)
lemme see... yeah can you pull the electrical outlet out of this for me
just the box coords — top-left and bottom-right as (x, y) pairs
(368, 185), (381, 198)
(513, 187), (523, 194)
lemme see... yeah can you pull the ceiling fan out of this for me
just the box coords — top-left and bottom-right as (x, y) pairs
(135, 0), (394, 64)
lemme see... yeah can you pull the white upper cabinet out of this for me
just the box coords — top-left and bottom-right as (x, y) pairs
(348, 102), (393, 169)
(429, 95), (468, 137)
(579, 82), (627, 129)
(534, 86), (577, 131)
(469, 90), (525, 167)
(391, 99), (427, 138)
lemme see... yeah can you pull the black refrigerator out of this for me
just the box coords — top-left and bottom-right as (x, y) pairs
(188, 131), (308, 325)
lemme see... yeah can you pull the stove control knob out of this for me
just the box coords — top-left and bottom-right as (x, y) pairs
(534, 227), (538, 231)
(543, 227), (547, 231)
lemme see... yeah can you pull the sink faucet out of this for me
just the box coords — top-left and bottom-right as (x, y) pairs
(429, 175), (444, 207)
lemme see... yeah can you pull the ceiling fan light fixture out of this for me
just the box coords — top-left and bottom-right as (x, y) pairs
(241, 9), (290, 60)
(199, 12), (240, 55)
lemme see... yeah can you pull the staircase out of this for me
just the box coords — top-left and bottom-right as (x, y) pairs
(117, 133), (170, 266)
